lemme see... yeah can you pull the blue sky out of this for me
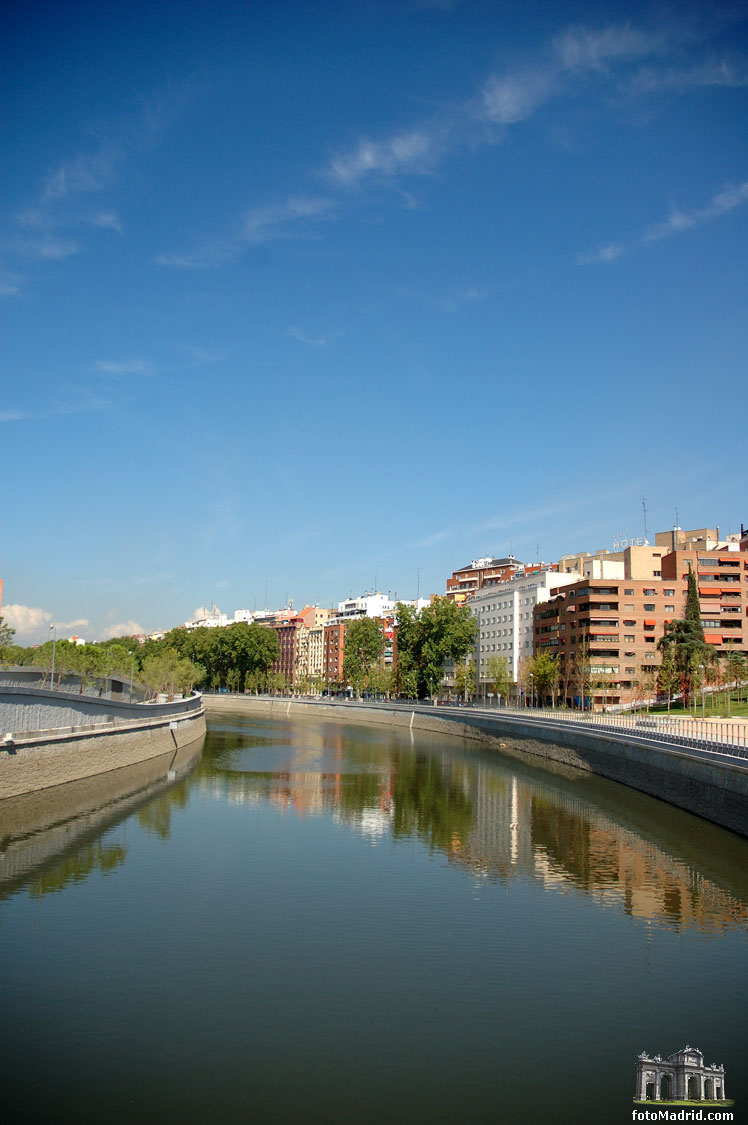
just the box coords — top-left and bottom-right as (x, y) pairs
(2, 0), (747, 642)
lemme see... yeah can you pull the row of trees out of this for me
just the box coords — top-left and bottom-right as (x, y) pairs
(339, 597), (478, 700)
(0, 618), (281, 698)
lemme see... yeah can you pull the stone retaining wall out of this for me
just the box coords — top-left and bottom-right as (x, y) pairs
(0, 704), (206, 800)
(205, 696), (748, 838)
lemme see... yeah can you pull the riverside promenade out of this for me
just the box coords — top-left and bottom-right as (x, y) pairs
(205, 695), (748, 838)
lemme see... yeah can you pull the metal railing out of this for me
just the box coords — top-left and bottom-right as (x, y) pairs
(451, 703), (748, 759)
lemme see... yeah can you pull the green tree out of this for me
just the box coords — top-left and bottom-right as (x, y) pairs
(657, 567), (709, 709)
(485, 654), (513, 706)
(656, 643), (680, 712)
(395, 597), (477, 701)
(529, 652), (560, 707)
(454, 658), (475, 702)
(0, 615), (15, 649)
(343, 617), (384, 696)
(573, 635), (591, 711)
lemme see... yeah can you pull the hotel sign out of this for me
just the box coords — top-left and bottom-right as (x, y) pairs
(613, 536), (645, 551)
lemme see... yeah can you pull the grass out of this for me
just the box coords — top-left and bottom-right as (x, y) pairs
(647, 692), (748, 720)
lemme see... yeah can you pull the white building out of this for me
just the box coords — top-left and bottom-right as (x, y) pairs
(336, 592), (396, 620)
(471, 569), (580, 687)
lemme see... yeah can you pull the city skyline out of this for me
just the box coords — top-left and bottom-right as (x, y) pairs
(3, 1), (747, 642)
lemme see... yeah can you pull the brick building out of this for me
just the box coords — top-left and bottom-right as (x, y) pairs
(535, 538), (747, 708)
(534, 576), (688, 709)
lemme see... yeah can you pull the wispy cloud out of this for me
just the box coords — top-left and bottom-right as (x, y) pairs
(480, 69), (557, 125)
(578, 179), (748, 264)
(0, 270), (25, 297)
(326, 127), (444, 187)
(160, 18), (745, 267)
(158, 194), (336, 268)
(288, 326), (342, 348)
(15, 235), (81, 261)
(576, 243), (626, 266)
(553, 25), (668, 72)
(643, 180), (748, 242)
(625, 59), (748, 95)
(90, 358), (156, 375)
(438, 286), (484, 312)
(7, 83), (188, 277)
(0, 386), (111, 424)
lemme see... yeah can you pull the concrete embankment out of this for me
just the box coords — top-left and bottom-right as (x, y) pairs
(0, 689), (206, 800)
(205, 695), (748, 838)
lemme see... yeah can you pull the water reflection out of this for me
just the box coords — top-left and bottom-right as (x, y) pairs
(205, 718), (748, 936)
(0, 737), (204, 899)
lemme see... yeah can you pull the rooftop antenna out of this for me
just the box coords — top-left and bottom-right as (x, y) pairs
(536, 543), (540, 564)
(641, 496), (649, 544)
(675, 506), (680, 528)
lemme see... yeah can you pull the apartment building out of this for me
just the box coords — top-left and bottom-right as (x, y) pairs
(323, 621), (347, 686)
(471, 569), (580, 689)
(446, 556), (525, 604)
(535, 576), (689, 709)
(660, 545), (747, 658)
(270, 617), (305, 686)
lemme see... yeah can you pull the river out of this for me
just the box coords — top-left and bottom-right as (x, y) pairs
(1, 712), (746, 1123)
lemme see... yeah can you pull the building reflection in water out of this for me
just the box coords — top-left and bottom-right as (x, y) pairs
(207, 720), (748, 937)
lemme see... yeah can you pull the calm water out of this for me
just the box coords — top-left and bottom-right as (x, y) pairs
(2, 713), (747, 1123)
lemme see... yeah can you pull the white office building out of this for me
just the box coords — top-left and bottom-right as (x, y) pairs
(471, 569), (580, 687)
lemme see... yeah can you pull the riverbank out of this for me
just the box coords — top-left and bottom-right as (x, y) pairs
(204, 695), (748, 838)
(0, 690), (206, 799)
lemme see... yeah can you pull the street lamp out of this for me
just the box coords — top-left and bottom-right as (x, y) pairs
(700, 663), (706, 719)
(529, 672), (534, 709)
(128, 650), (135, 701)
(49, 623), (57, 690)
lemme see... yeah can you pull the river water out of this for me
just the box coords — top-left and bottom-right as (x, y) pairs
(2, 712), (747, 1123)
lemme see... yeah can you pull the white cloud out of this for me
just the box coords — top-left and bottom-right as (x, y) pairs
(480, 69), (557, 124)
(102, 621), (145, 639)
(626, 60), (748, 95)
(90, 358), (156, 375)
(643, 180), (748, 242)
(3, 604), (52, 641)
(158, 195), (336, 268)
(327, 127), (441, 187)
(56, 618), (90, 633)
(578, 180), (748, 265)
(554, 25), (667, 72)
(17, 236), (81, 261)
(87, 211), (124, 233)
(438, 286), (484, 312)
(288, 326), (341, 348)
(577, 243), (626, 265)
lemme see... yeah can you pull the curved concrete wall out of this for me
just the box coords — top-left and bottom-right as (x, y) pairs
(204, 696), (748, 839)
(0, 691), (206, 799)
(0, 684), (202, 736)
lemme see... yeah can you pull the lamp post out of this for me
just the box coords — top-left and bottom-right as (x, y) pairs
(700, 664), (706, 719)
(49, 623), (57, 690)
(128, 650), (135, 701)
(529, 672), (534, 709)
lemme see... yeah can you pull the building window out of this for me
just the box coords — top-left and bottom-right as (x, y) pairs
(644, 604), (655, 612)
(625, 604), (635, 611)
(624, 635), (635, 642)
(665, 605), (674, 613)
(643, 588), (657, 596)
(664, 589), (675, 596)
(624, 588), (634, 595)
